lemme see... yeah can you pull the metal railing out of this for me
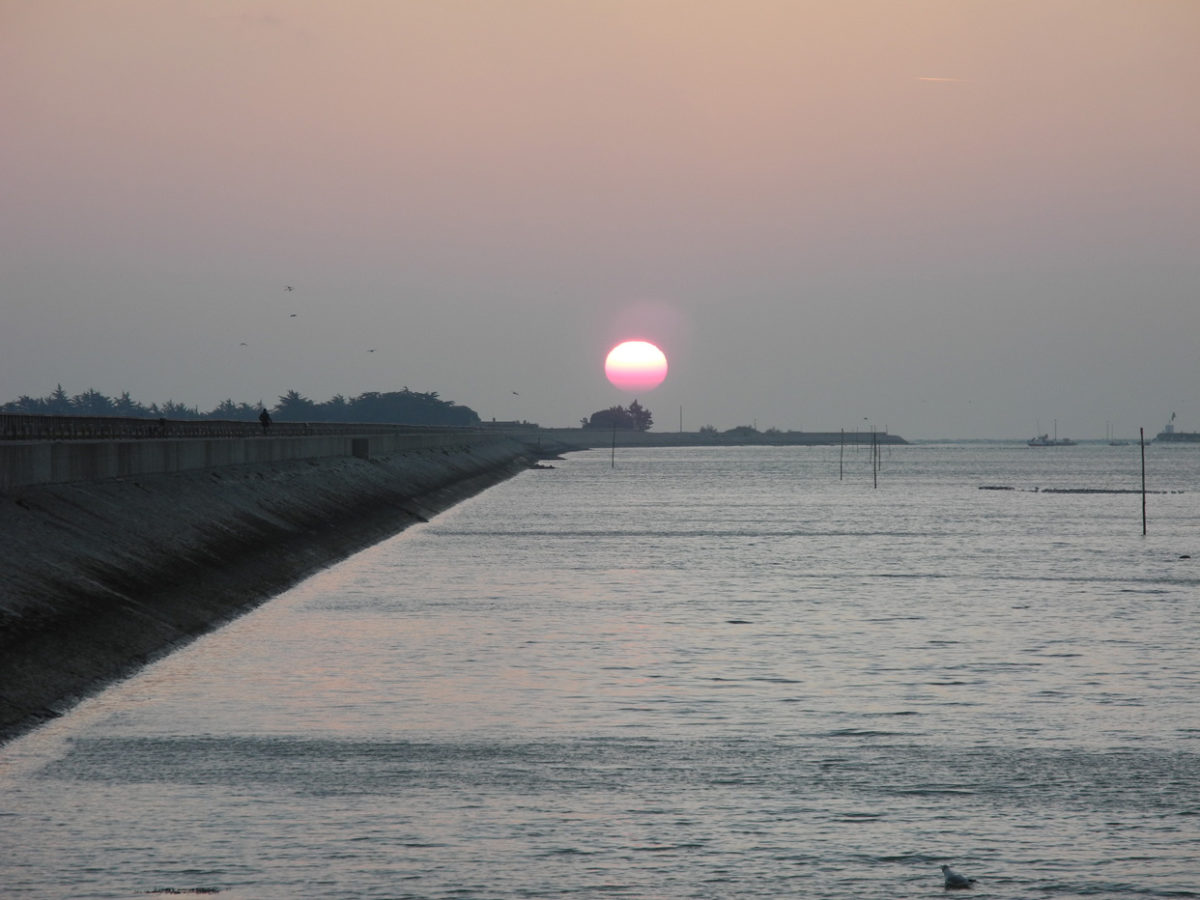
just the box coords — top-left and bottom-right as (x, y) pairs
(0, 413), (480, 442)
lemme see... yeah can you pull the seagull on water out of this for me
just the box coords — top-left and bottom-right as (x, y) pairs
(941, 865), (977, 890)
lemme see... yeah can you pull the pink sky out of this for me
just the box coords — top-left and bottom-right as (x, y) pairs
(3, 1), (1198, 437)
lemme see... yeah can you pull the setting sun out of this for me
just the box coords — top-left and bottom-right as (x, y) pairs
(605, 340), (668, 392)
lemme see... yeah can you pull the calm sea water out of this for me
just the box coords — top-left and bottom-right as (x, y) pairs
(2, 442), (1199, 899)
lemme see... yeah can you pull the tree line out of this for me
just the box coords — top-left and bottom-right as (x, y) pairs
(581, 400), (653, 431)
(1, 385), (481, 427)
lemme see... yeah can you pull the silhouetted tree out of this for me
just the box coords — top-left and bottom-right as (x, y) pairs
(584, 406), (632, 429)
(112, 391), (148, 416)
(71, 389), (114, 416)
(344, 388), (479, 426)
(159, 400), (201, 419)
(0, 384), (481, 427)
(9, 395), (43, 413)
(211, 398), (240, 419)
(583, 401), (653, 431)
(628, 399), (652, 431)
(722, 425), (760, 439)
(324, 394), (349, 421)
(48, 384), (71, 414)
(237, 401), (262, 419)
(274, 390), (317, 421)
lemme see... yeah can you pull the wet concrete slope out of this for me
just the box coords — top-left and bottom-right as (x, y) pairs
(0, 436), (535, 742)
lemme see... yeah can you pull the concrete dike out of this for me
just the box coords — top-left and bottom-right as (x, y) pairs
(0, 426), (545, 743)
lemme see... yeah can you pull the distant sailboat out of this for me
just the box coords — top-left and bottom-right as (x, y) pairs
(1107, 422), (1128, 446)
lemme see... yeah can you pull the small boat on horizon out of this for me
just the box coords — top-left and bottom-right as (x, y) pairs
(1028, 419), (1075, 447)
(1028, 433), (1076, 447)
(1156, 412), (1200, 443)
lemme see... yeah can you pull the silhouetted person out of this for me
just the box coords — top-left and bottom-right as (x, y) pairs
(259, 408), (272, 433)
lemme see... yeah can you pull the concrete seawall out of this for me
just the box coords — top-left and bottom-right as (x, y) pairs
(0, 429), (509, 491)
(0, 432), (539, 743)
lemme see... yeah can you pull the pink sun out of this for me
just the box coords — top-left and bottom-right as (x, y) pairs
(605, 340), (668, 392)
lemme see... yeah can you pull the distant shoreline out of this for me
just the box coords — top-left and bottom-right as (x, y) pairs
(498, 426), (908, 449)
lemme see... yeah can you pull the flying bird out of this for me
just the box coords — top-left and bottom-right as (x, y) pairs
(284, 285), (294, 291)
(368, 348), (376, 353)
(289, 313), (297, 318)
(941, 865), (977, 890)
(512, 391), (519, 396)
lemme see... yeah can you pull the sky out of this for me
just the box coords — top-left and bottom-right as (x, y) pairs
(2, 0), (1198, 439)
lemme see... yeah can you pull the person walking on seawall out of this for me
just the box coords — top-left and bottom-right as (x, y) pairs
(259, 408), (272, 434)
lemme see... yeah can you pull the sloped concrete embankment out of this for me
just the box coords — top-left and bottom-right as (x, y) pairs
(0, 436), (535, 743)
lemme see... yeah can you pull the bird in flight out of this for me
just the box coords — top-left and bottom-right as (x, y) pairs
(289, 313), (297, 318)
(284, 285), (294, 292)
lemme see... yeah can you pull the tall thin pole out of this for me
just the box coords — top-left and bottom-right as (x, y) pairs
(840, 428), (844, 480)
(872, 427), (878, 489)
(611, 421), (616, 468)
(1141, 427), (1147, 535)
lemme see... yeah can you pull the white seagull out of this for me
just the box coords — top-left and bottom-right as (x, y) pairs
(941, 865), (977, 889)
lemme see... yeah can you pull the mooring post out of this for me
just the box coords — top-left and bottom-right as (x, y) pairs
(1141, 427), (1147, 535)
(872, 427), (878, 489)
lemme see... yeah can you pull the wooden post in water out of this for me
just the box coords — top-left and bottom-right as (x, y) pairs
(839, 429), (844, 480)
(1141, 427), (1146, 535)
(611, 421), (616, 468)
(872, 427), (878, 489)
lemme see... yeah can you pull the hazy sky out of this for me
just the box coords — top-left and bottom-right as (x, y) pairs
(3, 1), (1197, 438)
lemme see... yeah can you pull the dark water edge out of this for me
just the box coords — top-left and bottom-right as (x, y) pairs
(0, 440), (535, 744)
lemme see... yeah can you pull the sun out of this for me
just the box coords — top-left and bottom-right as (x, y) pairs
(605, 340), (668, 392)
